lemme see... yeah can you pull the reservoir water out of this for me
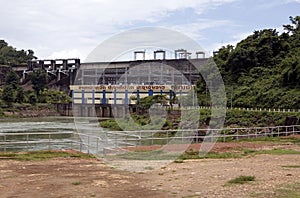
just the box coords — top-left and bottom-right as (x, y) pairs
(0, 117), (105, 152)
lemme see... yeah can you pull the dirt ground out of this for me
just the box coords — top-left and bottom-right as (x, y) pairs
(0, 142), (300, 198)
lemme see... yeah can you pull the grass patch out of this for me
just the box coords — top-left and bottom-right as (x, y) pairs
(144, 166), (154, 170)
(254, 148), (300, 155)
(240, 148), (300, 157)
(111, 150), (179, 160)
(173, 159), (184, 163)
(227, 175), (255, 185)
(282, 165), (300, 168)
(109, 147), (300, 162)
(225, 135), (300, 145)
(253, 182), (300, 198)
(178, 148), (300, 161)
(71, 181), (81, 185)
(178, 149), (241, 160)
(0, 150), (95, 161)
(275, 183), (300, 198)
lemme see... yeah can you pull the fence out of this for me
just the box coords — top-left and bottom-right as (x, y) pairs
(197, 106), (300, 113)
(0, 131), (139, 154)
(0, 125), (299, 154)
(0, 132), (75, 152)
(105, 125), (300, 147)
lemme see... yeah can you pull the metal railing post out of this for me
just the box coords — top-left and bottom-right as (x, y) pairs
(151, 131), (154, 145)
(96, 138), (99, 153)
(48, 133), (51, 151)
(4, 135), (6, 152)
(87, 136), (90, 154)
(166, 130), (169, 144)
(293, 126), (295, 135)
(27, 134), (29, 150)
(80, 140), (82, 152)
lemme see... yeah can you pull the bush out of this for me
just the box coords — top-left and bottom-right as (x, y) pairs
(28, 93), (37, 105)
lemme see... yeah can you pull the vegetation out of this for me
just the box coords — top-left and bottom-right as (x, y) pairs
(138, 94), (168, 108)
(177, 147), (300, 161)
(0, 150), (95, 161)
(0, 67), (70, 115)
(1, 70), (25, 106)
(0, 40), (36, 65)
(100, 108), (300, 131)
(281, 165), (300, 168)
(100, 113), (172, 131)
(253, 182), (300, 198)
(28, 69), (48, 98)
(226, 175), (255, 185)
(205, 16), (300, 109)
(71, 181), (82, 185)
(114, 145), (300, 161)
(0, 40), (70, 115)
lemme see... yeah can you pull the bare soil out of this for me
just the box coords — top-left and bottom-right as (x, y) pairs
(0, 141), (299, 198)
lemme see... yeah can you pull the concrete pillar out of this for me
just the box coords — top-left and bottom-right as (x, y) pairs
(102, 90), (106, 104)
(114, 89), (117, 105)
(137, 90), (140, 104)
(149, 90), (153, 96)
(81, 90), (85, 104)
(169, 90), (173, 105)
(63, 59), (67, 70)
(92, 90), (95, 105)
(72, 90), (74, 105)
(124, 90), (128, 104)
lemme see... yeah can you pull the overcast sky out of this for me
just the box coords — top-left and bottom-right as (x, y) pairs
(0, 0), (299, 61)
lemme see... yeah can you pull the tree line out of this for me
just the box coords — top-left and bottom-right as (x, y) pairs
(0, 40), (36, 65)
(0, 69), (70, 107)
(202, 16), (300, 109)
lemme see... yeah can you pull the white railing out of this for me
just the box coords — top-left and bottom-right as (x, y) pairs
(196, 106), (300, 113)
(0, 125), (299, 154)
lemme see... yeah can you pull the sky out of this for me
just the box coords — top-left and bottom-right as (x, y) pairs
(0, 0), (299, 62)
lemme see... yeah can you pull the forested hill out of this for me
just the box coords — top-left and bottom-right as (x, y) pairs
(212, 16), (300, 109)
(0, 40), (36, 65)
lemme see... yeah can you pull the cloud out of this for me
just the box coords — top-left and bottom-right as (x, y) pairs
(170, 19), (234, 41)
(284, 0), (300, 3)
(205, 31), (253, 55)
(256, 0), (300, 8)
(47, 49), (84, 59)
(0, 0), (238, 59)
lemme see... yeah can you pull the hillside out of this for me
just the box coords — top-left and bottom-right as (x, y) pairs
(0, 40), (36, 65)
(210, 16), (300, 109)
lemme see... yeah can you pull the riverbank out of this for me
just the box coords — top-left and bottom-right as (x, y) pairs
(0, 103), (60, 118)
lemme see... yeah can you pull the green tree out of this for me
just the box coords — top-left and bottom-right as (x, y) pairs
(4, 70), (20, 89)
(212, 15), (300, 109)
(2, 85), (15, 106)
(283, 16), (300, 34)
(0, 39), (37, 65)
(28, 93), (37, 105)
(139, 95), (168, 109)
(15, 86), (25, 103)
(30, 69), (48, 98)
